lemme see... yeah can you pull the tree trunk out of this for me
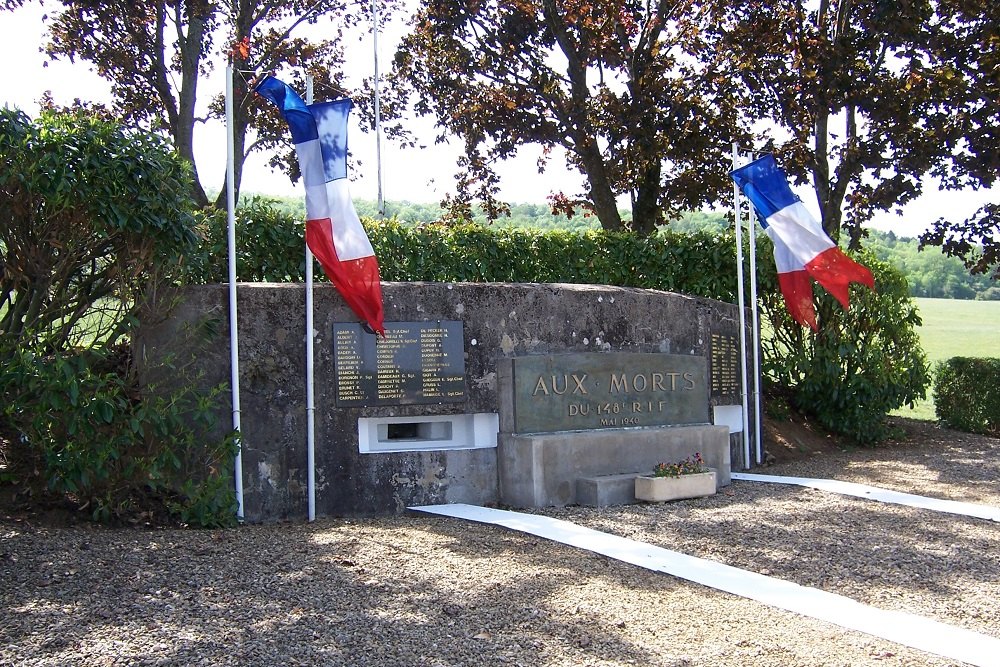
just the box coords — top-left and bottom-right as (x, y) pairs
(631, 160), (662, 235)
(541, 0), (622, 231)
(213, 79), (250, 210)
(175, 11), (209, 208)
(573, 133), (621, 230)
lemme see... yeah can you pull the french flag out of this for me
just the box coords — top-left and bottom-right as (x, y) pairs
(256, 75), (385, 336)
(730, 154), (874, 330)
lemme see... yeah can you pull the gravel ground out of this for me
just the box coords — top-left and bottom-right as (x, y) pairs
(2, 420), (998, 667)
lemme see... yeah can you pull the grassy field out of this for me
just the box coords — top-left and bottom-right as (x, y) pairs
(891, 297), (1000, 421)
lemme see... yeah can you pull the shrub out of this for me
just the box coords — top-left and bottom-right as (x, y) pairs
(760, 249), (930, 444)
(0, 106), (196, 351)
(934, 358), (1000, 436)
(0, 107), (236, 526)
(0, 345), (238, 525)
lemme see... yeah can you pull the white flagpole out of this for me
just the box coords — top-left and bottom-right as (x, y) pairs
(305, 75), (317, 523)
(732, 144), (751, 470)
(225, 65), (245, 519)
(372, 0), (385, 216)
(747, 184), (764, 465)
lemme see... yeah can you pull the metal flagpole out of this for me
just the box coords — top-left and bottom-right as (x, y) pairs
(747, 180), (764, 465)
(305, 75), (317, 522)
(372, 0), (385, 217)
(225, 65), (245, 519)
(732, 144), (751, 470)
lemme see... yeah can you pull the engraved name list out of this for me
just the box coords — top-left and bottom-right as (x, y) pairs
(334, 321), (466, 406)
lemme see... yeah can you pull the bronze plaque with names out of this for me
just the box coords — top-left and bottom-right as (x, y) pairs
(333, 321), (466, 406)
(510, 352), (709, 434)
(710, 333), (741, 399)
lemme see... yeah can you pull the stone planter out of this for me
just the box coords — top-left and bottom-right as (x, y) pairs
(634, 470), (717, 502)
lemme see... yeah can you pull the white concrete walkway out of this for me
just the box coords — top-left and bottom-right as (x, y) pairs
(732, 473), (1000, 523)
(411, 503), (1000, 667)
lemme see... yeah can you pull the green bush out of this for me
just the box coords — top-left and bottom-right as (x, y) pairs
(186, 197), (306, 283)
(1, 107), (236, 526)
(934, 358), (1000, 436)
(0, 345), (238, 526)
(760, 249), (930, 444)
(0, 106), (196, 351)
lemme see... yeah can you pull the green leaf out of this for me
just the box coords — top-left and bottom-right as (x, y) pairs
(97, 401), (114, 423)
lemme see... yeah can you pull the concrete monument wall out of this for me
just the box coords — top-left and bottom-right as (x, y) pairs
(139, 282), (752, 522)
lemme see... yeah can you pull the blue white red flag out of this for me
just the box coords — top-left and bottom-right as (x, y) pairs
(255, 75), (385, 335)
(730, 154), (874, 330)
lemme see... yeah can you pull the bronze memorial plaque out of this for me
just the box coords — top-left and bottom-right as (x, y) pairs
(710, 333), (741, 399)
(510, 352), (708, 433)
(334, 321), (466, 406)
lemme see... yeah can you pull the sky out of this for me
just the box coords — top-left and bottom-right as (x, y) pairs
(1, 4), (996, 238)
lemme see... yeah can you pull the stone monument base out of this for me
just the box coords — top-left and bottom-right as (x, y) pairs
(498, 424), (730, 508)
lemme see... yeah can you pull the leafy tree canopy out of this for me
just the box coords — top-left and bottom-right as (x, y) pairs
(28, 0), (402, 208)
(711, 0), (999, 257)
(920, 204), (1000, 280)
(392, 0), (752, 233)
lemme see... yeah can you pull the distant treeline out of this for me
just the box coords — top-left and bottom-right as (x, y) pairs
(258, 195), (998, 301)
(267, 195), (604, 231)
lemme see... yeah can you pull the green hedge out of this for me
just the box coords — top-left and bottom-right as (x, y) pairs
(373, 222), (741, 300)
(186, 203), (744, 302)
(934, 358), (1000, 436)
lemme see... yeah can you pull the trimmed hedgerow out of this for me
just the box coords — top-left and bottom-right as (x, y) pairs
(185, 208), (741, 301)
(934, 357), (1000, 436)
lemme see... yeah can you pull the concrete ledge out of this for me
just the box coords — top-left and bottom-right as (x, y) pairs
(499, 424), (731, 508)
(576, 472), (642, 507)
